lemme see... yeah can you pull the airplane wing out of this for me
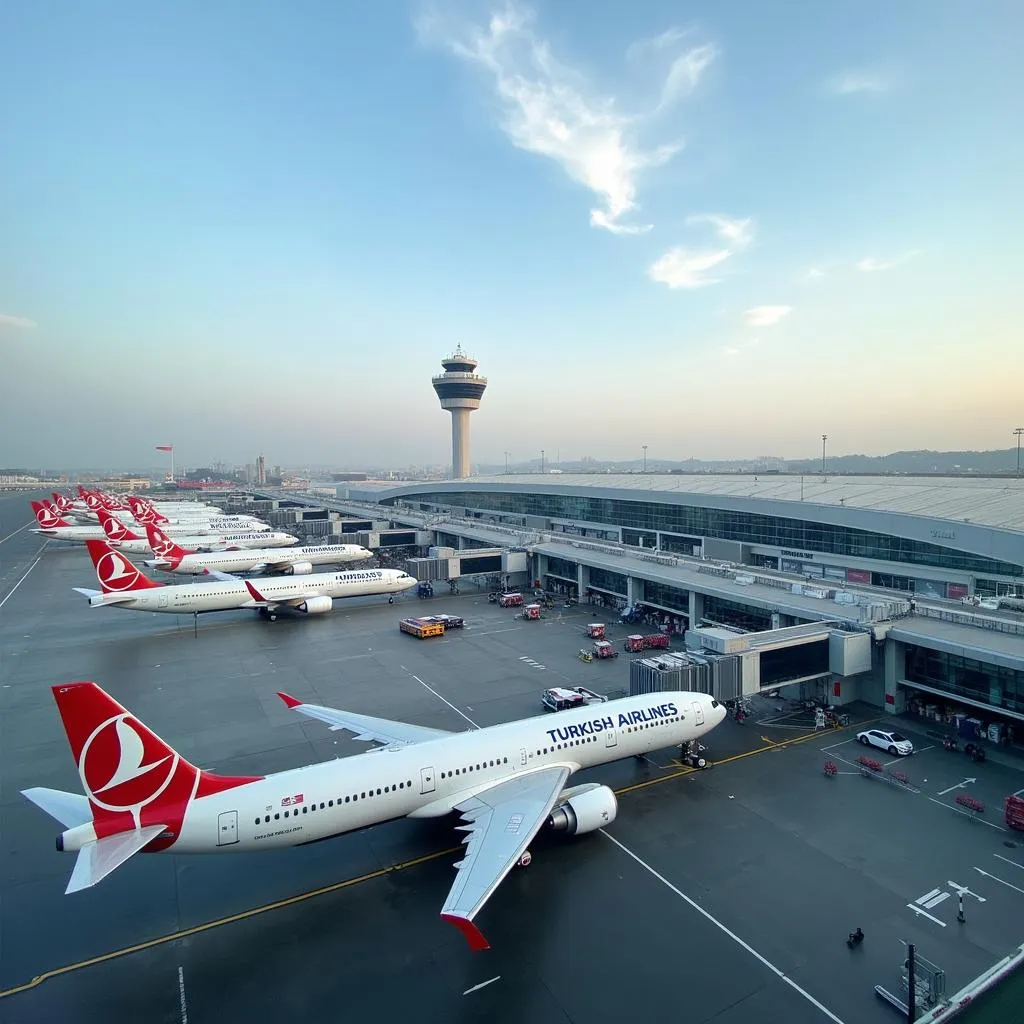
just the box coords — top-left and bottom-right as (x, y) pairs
(242, 580), (324, 609)
(440, 766), (572, 950)
(205, 569), (242, 582)
(277, 691), (454, 746)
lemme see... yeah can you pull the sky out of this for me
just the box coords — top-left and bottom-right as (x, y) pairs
(1, 0), (1022, 472)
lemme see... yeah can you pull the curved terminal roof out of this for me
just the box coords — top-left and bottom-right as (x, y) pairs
(361, 473), (1024, 533)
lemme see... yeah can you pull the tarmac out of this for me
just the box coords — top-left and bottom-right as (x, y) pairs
(3, 491), (1024, 1024)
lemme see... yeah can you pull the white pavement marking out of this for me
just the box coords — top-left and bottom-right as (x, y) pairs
(177, 966), (188, 1024)
(927, 797), (1007, 832)
(463, 976), (501, 995)
(0, 554), (43, 611)
(914, 887), (950, 910)
(975, 867), (1024, 897)
(994, 854), (1024, 872)
(0, 519), (33, 545)
(948, 881), (986, 903)
(937, 778), (976, 796)
(410, 674), (480, 729)
(601, 830), (848, 1024)
(1014, 786), (1024, 797)
(906, 903), (947, 927)
(471, 627), (522, 637)
(821, 739), (855, 750)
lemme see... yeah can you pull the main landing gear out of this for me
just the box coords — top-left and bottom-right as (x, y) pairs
(388, 596), (394, 604)
(258, 608), (278, 621)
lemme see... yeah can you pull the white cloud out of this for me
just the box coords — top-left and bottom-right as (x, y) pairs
(722, 337), (761, 357)
(856, 249), (920, 272)
(743, 305), (791, 328)
(419, 5), (716, 234)
(802, 266), (825, 282)
(826, 71), (891, 96)
(626, 27), (688, 59)
(687, 213), (754, 250)
(647, 247), (730, 289)
(0, 314), (36, 329)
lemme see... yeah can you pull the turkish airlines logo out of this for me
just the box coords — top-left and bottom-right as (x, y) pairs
(103, 517), (129, 541)
(37, 506), (61, 528)
(85, 493), (101, 509)
(79, 714), (177, 814)
(152, 534), (178, 560)
(97, 550), (144, 591)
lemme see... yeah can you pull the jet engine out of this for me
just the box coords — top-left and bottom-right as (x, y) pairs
(281, 562), (313, 576)
(546, 783), (618, 836)
(295, 595), (333, 615)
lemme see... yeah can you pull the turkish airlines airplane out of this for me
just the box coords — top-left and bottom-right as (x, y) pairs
(31, 502), (114, 541)
(93, 512), (297, 553)
(141, 524), (373, 576)
(93, 506), (279, 544)
(74, 540), (416, 617)
(75, 496), (267, 532)
(76, 489), (219, 516)
(23, 680), (726, 948)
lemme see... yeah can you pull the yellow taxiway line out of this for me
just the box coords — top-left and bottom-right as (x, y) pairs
(0, 718), (864, 1001)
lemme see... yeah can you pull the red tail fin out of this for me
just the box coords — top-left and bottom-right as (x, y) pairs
(145, 524), (190, 566)
(50, 681), (262, 843)
(32, 500), (71, 529)
(52, 492), (73, 513)
(131, 499), (167, 525)
(85, 540), (163, 593)
(95, 507), (142, 543)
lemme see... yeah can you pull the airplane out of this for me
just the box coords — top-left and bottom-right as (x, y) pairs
(74, 496), (267, 531)
(74, 540), (416, 618)
(141, 524), (373, 576)
(92, 506), (278, 544)
(95, 513), (298, 553)
(31, 502), (115, 542)
(76, 489), (219, 516)
(22, 681), (726, 949)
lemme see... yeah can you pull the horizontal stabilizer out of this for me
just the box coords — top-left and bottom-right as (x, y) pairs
(66, 824), (168, 894)
(206, 569), (241, 581)
(21, 787), (92, 829)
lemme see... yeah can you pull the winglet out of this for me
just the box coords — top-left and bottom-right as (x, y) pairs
(244, 579), (267, 603)
(277, 691), (303, 709)
(440, 913), (491, 952)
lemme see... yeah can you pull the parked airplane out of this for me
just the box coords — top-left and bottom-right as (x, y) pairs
(23, 681), (726, 948)
(75, 496), (267, 532)
(74, 540), (416, 617)
(77, 488), (218, 515)
(95, 513), (298, 553)
(142, 525), (373, 576)
(31, 502), (111, 541)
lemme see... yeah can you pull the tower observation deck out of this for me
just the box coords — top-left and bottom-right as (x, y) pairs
(432, 345), (487, 479)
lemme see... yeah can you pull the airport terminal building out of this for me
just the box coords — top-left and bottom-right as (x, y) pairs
(309, 473), (1024, 737)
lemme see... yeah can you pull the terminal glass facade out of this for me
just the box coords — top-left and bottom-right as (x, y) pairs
(394, 492), (1022, 579)
(642, 581), (689, 613)
(904, 644), (1024, 716)
(546, 556), (578, 580)
(588, 567), (629, 595)
(702, 595), (773, 632)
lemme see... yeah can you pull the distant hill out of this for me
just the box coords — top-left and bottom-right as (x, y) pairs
(477, 448), (1024, 477)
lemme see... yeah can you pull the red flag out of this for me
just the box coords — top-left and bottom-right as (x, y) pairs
(155, 445), (173, 452)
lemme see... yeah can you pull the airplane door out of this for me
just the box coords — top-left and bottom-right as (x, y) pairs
(604, 726), (618, 749)
(517, 747), (528, 770)
(420, 767), (435, 795)
(217, 811), (239, 846)
(692, 701), (705, 726)
(158, 591), (170, 609)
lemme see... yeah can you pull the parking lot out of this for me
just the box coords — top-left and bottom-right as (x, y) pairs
(2, 519), (1024, 1023)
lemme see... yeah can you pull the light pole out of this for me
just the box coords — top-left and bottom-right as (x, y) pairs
(821, 434), (827, 475)
(1015, 428), (1024, 478)
(540, 450), (545, 474)
(504, 450), (510, 474)
(642, 444), (648, 473)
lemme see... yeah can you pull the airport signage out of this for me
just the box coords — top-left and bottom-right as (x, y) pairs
(781, 549), (814, 559)
(544, 701), (679, 744)
(930, 529), (956, 541)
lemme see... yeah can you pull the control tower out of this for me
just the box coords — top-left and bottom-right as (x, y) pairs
(432, 345), (488, 479)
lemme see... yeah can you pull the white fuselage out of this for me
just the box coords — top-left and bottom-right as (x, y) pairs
(80, 513), (268, 531)
(113, 531), (299, 553)
(168, 694), (725, 853)
(154, 544), (373, 575)
(97, 567), (416, 613)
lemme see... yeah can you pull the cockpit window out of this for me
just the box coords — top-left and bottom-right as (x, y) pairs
(710, 700), (719, 708)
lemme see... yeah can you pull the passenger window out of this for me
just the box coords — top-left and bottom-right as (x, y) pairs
(274, 813), (280, 820)
(329, 800), (334, 807)
(345, 796), (350, 803)
(302, 806), (308, 814)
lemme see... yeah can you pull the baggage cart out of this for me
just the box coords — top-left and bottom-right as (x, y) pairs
(523, 603), (541, 620)
(399, 617), (445, 639)
(593, 640), (618, 659)
(586, 623), (606, 639)
(499, 592), (523, 607)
